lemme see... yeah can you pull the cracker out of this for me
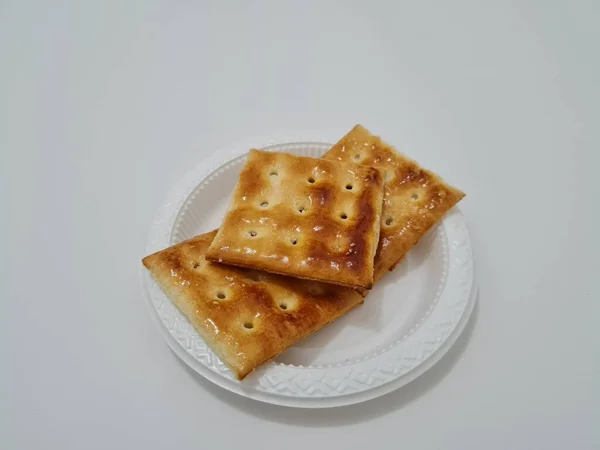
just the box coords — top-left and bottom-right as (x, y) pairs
(324, 125), (465, 282)
(143, 231), (364, 380)
(205, 149), (384, 289)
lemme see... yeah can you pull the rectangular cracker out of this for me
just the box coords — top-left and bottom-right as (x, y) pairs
(324, 125), (465, 282)
(205, 149), (384, 289)
(143, 231), (363, 379)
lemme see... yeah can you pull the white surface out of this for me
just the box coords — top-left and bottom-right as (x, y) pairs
(142, 142), (475, 406)
(0, 0), (597, 448)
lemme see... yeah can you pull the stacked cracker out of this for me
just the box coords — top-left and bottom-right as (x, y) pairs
(143, 125), (465, 379)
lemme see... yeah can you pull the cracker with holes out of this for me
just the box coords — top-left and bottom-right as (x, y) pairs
(324, 125), (465, 283)
(142, 231), (364, 379)
(205, 149), (385, 289)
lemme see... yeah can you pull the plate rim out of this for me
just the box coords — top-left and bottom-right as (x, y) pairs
(140, 138), (476, 408)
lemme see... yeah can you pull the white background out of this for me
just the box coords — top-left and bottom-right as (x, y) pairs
(1, 1), (598, 449)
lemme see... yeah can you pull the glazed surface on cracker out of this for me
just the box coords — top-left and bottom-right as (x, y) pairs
(205, 149), (384, 289)
(143, 231), (364, 379)
(324, 125), (465, 281)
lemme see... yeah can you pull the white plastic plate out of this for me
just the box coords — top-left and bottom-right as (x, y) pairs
(140, 140), (476, 408)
